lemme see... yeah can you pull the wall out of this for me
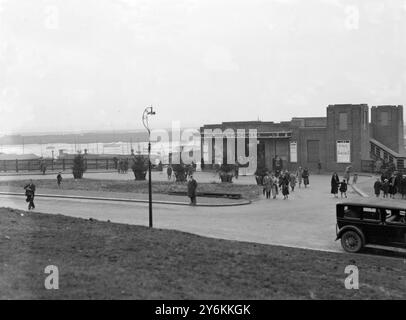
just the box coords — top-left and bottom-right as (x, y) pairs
(325, 104), (370, 172)
(291, 127), (327, 171)
(371, 105), (404, 154)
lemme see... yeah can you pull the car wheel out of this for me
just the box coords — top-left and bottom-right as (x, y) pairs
(341, 230), (363, 253)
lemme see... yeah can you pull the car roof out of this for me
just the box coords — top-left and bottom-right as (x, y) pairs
(338, 200), (406, 211)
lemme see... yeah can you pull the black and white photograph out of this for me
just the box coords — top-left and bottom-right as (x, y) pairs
(0, 0), (405, 306)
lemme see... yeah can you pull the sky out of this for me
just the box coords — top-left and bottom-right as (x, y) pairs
(0, 0), (405, 134)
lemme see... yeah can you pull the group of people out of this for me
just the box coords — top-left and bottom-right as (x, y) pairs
(373, 172), (406, 199)
(261, 167), (310, 200)
(117, 159), (129, 174)
(166, 164), (195, 181)
(330, 172), (348, 198)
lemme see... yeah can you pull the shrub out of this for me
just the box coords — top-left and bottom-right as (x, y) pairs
(172, 163), (187, 182)
(72, 153), (86, 179)
(219, 164), (236, 183)
(131, 155), (148, 180)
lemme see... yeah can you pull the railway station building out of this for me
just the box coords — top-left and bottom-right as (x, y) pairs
(200, 104), (405, 173)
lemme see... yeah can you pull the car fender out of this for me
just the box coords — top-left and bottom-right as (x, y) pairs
(336, 225), (365, 245)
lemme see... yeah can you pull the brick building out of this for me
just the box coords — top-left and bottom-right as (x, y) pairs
(200, 104), (405, 173)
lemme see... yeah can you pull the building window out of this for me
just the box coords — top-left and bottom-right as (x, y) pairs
(290, 142), (297, 163)
(380, 111), (389, 126)
(339, 112), (348, 130)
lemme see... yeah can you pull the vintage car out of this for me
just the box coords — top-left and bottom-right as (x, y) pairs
(336, 201), (406, 253)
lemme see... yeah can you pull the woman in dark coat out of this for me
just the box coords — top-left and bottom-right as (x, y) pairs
(331, 172), (340, 198)
(400, 175), (406, 199)
(339, 179), (348, 198)
(279, 175), (290, 200)
(373, 178), (382, 197)
(389, 175), (397, 199)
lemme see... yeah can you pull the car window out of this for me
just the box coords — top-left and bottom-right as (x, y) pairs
(386, 209), (406, 224)
(363, 208), (380, 221)
(343, 206), (362, 219)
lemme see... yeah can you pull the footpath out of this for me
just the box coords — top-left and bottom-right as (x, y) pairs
(0, 186), (251, 207)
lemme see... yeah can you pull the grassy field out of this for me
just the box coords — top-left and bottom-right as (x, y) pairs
(0, 207), (405, 300)
(0, 178), (261, 200)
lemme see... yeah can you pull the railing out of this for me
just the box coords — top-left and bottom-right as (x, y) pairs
(369, 139), (406, 173)
(0, 157), (165, 173)
(0, 158), (123, 173)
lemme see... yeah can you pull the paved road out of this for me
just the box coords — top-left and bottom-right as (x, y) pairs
(0, 175), (363, 253)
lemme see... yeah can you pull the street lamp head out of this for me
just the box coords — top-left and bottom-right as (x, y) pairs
(148, 106), (156, 115)
(142, 106), (157, 133)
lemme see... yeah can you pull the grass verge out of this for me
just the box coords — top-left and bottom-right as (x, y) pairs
(0, 178), (261, 200)
(1, 207), (405, 299)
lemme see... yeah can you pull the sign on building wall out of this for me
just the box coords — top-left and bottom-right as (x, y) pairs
(290, 141), (297, 163)
(337, 140), (351, 163)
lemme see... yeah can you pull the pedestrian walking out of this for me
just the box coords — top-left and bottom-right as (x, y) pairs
(279, 174), (290, 200)
(344, 165), (352, 185)
(289, 173), (296, 192)
(389, 175), (397, 199)
(317, 162), (322, 174)
(57, 172), (63, 188)
(382, 179), (390, 198)
(263, 174), (272, 199)
(400, 175), (406, 199)
(271, 174), (278, 199)
(40, 160), (46, 175)
(373, 178), (382, 197)
(339, 179), (348, 198)
(281, 180), (289, 200)
(167, 165), (173, 180)
(187, 175), (198, 206)
(302, 168), (309, 188)
(331, 172), (340, 198)
(24, 179), (36, 210)
(296, 167), (303, 188)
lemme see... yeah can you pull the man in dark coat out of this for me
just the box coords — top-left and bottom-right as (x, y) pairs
(187, 175), (198, 206)
(24, 179), (36, 210)
(331, 172), (339, 198)
(302, 168), (310, 188)
(167, 165), (173, 180)
(57, 173), (63, 188)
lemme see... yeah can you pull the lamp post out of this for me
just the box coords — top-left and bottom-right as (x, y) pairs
(142, 106), (156, 228)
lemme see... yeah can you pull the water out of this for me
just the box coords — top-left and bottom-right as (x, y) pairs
(0, 141), (201, 161)
(0, 142), (148, 157)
